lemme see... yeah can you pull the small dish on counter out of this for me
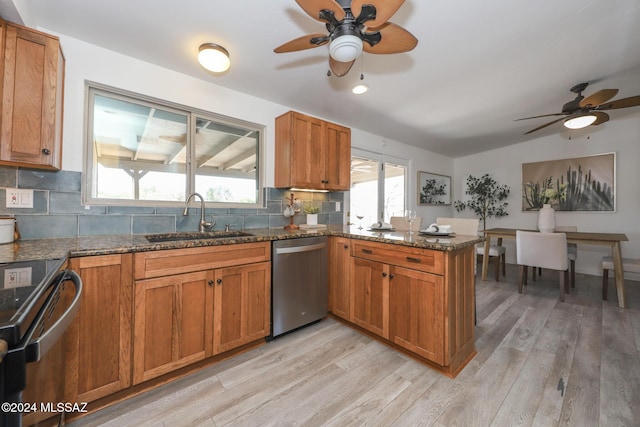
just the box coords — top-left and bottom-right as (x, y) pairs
(419, 231), (456, 237)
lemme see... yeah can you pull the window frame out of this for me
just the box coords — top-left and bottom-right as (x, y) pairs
(83, 81), (266, 208)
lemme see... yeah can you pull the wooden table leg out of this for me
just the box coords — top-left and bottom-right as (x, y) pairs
(481, 235), (491, 281)
(612, 242), (626, 308)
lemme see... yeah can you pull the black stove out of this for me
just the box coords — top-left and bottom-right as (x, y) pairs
(0, 258), (66, 346)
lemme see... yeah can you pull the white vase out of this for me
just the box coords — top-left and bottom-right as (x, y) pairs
(307, 213), (318, 225)
(538, 204), (555, 233)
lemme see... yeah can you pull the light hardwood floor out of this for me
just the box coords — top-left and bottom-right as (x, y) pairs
(68, 264), (640, 427)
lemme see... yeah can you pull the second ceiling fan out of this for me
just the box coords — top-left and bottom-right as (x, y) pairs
(274, 0), (418, 77)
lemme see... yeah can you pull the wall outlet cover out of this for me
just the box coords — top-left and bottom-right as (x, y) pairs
(6, 188), (33, 208)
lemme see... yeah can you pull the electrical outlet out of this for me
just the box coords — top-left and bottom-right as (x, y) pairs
(6, 188), (33, 208)
(4, 267), (32, 288)
(335, 202), (341, 212)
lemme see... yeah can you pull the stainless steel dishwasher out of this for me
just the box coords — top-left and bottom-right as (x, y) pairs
(271, 236), (328, 338)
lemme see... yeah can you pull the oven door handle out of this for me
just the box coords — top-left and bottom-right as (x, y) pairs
(24, 270), (83, 363)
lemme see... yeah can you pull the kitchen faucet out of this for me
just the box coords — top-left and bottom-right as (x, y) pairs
(183, 192), (214, 232)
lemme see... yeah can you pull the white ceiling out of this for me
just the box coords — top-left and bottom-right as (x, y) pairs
(4, 0), (640, 157)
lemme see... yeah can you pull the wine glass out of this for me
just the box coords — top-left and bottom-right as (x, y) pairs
(356, 214), (365, 230)
(404, 210), (417, 234)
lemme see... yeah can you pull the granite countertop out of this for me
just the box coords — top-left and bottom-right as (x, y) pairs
(0, 225), (484, 263)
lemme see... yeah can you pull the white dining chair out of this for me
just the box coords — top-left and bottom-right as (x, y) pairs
(516, 230), (569, 301)
(601, 256), (640, 301)
(390, 216), (423, 231)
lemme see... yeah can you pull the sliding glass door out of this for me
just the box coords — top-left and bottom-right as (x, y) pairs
(350, 149), (407, 226)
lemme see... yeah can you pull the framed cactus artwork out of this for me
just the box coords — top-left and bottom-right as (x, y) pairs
(522, 152), (615, 212)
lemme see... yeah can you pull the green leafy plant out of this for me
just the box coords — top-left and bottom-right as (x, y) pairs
(454, 174), (510, 230)
(304, 202), (320, 214)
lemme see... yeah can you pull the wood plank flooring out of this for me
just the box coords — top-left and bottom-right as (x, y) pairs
(68, 265), (640, 426)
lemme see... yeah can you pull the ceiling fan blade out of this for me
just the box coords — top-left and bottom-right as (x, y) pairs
(514, 113), (565, 121)
(363, 23), (418, 54)
(295, 0), (345, 22)
(351, 0), (405, 28)
(329, 57), (355, 77)
(523, 116), (567, 135)
(274, 33), (328, 53)
(591, 111), (610, 125)
(596, 95), (640, 110)
(579, 89), (618, 108)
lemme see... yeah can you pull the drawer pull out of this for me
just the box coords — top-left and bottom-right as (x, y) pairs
(406, 257), (422, 263)
(362, 249), (373, 254)
(382, 272), (387, 277)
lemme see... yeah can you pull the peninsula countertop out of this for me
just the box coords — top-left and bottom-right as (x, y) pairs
(0, 225), (484, 263)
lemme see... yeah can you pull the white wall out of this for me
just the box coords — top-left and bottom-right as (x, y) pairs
(453, 115), (640, 277)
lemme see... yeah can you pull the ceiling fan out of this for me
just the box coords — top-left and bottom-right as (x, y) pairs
(516, 82), (640, 135)
(274, 0), (418, 77)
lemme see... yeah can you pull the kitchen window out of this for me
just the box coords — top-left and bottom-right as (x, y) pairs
(349, 149), (407, 225)
(84, 83), (265, 208)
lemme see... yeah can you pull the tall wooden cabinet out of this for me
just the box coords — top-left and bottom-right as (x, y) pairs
(275, 110), (350, 191)
(66, 254), (133, 403)
(0, 20), (65, 169)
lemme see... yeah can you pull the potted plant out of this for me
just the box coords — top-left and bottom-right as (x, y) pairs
(304, 202), (320, 225)
(453, 174), (510, 231)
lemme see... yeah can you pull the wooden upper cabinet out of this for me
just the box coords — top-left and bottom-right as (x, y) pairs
(275, 110), (351, 191)
(0, 20), (65, 170)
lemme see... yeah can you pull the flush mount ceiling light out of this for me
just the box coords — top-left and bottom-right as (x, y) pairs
(564, 113), (597, 130)
(197, 43), (230, 73)
(329, 35), (363, 63)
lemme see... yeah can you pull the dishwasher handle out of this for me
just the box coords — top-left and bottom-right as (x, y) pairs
(275, 242), (326, 255)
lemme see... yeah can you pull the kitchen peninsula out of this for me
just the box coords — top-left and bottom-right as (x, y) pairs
(1, 226), (481, 422)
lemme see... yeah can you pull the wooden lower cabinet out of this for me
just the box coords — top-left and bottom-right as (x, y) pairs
(328, 236), (351, 320)
(389, 265), (444, 365)
(66, 254), (133, 403)
(350, 257), (388, 338)
(213, 262), (271, 354)
(133, 270), (214, 385)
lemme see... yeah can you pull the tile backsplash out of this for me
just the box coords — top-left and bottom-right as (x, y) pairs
(0, 166), (345, 239)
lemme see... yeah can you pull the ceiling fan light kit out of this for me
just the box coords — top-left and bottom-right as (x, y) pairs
(197, 43), (230, 73)
(274, 0), (417, 78)
(564, 114), (597, 130)
(516, 82), (640, 135)
(329, 34), (363, 62)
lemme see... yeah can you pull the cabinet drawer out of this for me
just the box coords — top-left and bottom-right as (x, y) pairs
(134, 242), (270, 280)
(351, 240), (443, 275)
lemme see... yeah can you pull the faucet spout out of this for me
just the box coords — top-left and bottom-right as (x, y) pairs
(184, 192), (213, 232)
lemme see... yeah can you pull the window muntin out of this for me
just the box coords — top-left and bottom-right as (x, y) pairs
(85, 84), (264, 207)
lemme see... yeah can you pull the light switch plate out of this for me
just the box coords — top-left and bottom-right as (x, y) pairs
(335, 202), (341, 212)
(6, 188), (33, 208)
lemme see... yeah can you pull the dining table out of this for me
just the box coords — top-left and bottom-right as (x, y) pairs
(481, 228), (629, 308)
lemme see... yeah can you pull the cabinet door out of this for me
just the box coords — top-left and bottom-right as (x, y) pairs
(133, 270), (213, 384)
(66, 254), (133, 403)
(213, 262), (271, 354)
(350, 257), (389, 338)
(0, 22), (64, 169)
(389, 265), (445, 364)
(324, 122), (351, 191)
(329, 236), (351, 320)
(290, 112), (325, 188)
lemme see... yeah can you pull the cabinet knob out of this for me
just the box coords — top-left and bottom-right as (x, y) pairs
(382, 272), (387, 277)
(42, 148), (51, 155)
(216, 278), (222, 284)
(208, 280), (214, 286)
(389, 274), (394, 279)
(343, 244), (349, 249)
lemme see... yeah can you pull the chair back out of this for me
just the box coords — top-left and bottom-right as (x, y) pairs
(516, 230), (568, 271)
(436, 217), (480, 236)
(390, 216), (423, 231)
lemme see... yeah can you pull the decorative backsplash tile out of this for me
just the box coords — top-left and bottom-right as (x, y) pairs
(0, 166), (345, 239)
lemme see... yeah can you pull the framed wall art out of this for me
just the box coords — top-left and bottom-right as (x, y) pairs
(521, 152), (615, 212)
(418, 171), (451, 205)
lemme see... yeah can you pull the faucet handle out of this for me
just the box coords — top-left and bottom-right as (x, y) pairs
(225, 224), (233, 232)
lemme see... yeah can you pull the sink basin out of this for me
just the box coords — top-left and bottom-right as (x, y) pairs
(145, 231), (254, 243)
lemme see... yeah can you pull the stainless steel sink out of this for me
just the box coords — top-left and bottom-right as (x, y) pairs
(145, 231), (254, 243)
